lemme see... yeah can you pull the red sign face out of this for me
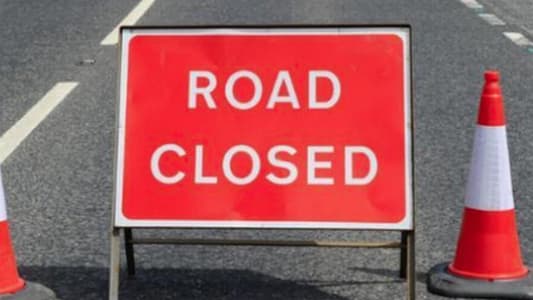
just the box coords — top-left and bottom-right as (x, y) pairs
(115, 27), (412, 229)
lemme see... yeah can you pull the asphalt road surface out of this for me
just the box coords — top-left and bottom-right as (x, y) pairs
(1, 0), (533, 299)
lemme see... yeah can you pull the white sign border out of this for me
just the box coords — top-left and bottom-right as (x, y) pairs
(114, 26), (413, 230)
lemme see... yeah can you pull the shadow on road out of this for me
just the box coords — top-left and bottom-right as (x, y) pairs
(348, 266), (427, 284)
(19, 266), (356, 300)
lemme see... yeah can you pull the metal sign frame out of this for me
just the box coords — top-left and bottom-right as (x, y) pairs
(109, 24), (415, 300)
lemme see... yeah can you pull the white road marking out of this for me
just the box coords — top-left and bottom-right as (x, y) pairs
(478, 13), (505, 26)
(100, 0), (156, 45)
(0, 82), (79, 164)
(504, 32), (533, 47)
(460, 0), (483, 10)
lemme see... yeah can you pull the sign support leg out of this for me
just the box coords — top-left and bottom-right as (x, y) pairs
(109, 227), (121, 300)
(400, 231), (408, 279)
(406, 230), (416, 300)
(125, 228), (136, 277)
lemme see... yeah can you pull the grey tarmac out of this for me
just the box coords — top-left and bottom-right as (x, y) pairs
(1, 1), (533, 299)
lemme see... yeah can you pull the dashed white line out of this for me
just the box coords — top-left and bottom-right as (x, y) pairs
(504, 32), (533, 47)
(0, 82), (79, 163)
(460, 0), (483, 10)
(478, 13), (505, 26)
(100, 0), (156, 46)
(460, 0), (532, 52)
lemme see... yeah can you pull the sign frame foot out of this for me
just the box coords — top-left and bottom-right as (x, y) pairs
(109, 227), (121, 300)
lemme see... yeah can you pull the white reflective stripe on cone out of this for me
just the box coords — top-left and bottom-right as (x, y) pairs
(0, 169), (6, 221)
(465, 125), (514, 211)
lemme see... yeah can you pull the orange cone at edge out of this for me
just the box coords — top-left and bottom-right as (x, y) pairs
(0, 167), (25, 295)
(0, 221), (25, 294)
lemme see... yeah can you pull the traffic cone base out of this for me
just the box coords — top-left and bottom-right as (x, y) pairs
(0, 281), (57, 300)
(428, 263), (533, 299)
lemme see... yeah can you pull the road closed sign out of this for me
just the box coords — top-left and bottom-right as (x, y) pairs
(114, 26), (413, 229)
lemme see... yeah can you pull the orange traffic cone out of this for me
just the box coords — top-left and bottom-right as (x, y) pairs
(0, 167), (57, 299)
(427, 71), (533, 299)
(0, 169), (25, 295)
(449, 70), (528, 280)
